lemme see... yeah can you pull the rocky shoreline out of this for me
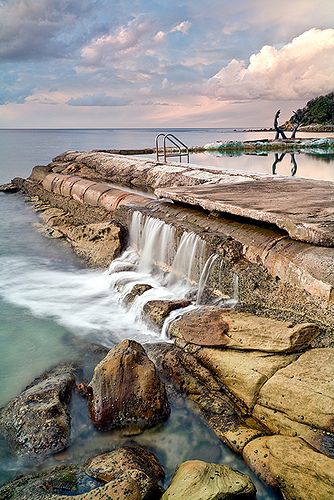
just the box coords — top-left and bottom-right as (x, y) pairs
(1, 149), (334, 499)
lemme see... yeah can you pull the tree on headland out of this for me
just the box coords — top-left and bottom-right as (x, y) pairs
(287, 92), (334, 127)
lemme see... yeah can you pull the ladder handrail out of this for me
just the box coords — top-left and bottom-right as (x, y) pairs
(155, 133), (189, 163)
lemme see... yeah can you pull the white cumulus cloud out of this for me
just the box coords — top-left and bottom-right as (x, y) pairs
(207, 28), (334, 101)
(171, 21), (192, 34)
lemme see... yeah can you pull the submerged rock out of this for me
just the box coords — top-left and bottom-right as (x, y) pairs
(161, 460), (256, 499)
(0, 363), (77, 457)
(88, 339), (170, 433)
(243, 435), (334, 499)
(143, 299), (191, 328)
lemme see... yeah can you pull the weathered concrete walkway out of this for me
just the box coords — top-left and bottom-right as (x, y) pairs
(156, 178), (334, 247)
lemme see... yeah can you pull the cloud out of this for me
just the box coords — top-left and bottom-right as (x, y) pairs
(0, 0), (93, 60)
(153, 20), (192, 43)
(80, 15), (152, 66)
(67, 93), (130, 106)
(170, 21), (192, 34)
(207, 28), (334, 101)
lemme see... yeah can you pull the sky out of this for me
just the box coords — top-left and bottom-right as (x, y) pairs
(0, 0), (333, 128)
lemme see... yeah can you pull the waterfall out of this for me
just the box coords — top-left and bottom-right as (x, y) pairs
(167, 231), (207, 287)
(106, 211), (223, 333)
(129, 211), (176, 274)
(196, 254), (219, 305)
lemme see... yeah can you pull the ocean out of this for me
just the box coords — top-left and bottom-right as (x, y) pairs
(0, 127), (332, 496)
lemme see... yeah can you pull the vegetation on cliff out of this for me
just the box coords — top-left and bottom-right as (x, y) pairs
(288, 92), (334, 127)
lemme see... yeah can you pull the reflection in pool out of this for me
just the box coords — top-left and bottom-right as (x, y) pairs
(188, 150), (334, 182)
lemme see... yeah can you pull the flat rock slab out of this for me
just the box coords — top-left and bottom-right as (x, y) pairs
(156, 178), (334, 247)
(243, 435), (334, 499)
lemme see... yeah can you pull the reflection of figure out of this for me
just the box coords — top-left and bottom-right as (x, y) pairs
(272, 152), (298, 176)
(274, 110), (287, 139)
(272, 152), (286, 174)
(290, 153), (297, 176)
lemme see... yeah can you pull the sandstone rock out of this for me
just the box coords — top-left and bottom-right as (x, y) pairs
(0, 364), (77, 456)
(54, 477), (142, 499)
(195, 348), (299, 409)
(143, 299), (191, 328)
(168, 307), (229, 346)
(146, 344), (254, 451)
(161, 460), (256, 499)
(0, 182), (19, 193)
(254, 348), (334, 456)
(85, 446), (164, 497)
(156, 178), (334, 247)
(60, 221), (123, 267)
(88, 339), (170, 433)
(243, 435), (334, 499)
(0, 464), (86, 500)
(169, 307), (319, 352)
(123, 283), (153, 305)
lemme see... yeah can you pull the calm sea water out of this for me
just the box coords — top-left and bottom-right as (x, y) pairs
(0, 128), (332, 496)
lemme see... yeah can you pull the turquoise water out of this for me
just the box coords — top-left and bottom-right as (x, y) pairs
(1, 128), (330, 496)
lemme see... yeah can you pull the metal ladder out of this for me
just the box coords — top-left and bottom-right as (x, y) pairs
(155, 133), (190, 163)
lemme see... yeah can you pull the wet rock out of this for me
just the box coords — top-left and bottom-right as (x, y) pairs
(0, 182), (19, 193)
(54, 474), (142, 499)
(59, 221), (123, 267)
(143, 299), (191, 328)
(195, 348), (299, 409)
(85, 445), (164, 497)
(0, 363), (77, 457)
(0, 464), (89, 500)
(243, 435), (334, 499)
(168, 307), (230, 346)
(123, 283), (153, 305)
(88, 339), (170, 433)
(254, 348), (334, 456)
(147, 344), (260, 452)
(169, 307), (319, 352)
(161, 460), (256, 499)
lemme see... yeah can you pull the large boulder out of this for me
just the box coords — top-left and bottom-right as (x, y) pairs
(169, 307), (319, 352)
(0, 363), (77, 457)
(161, 460), (256, 499)
(88, 340), (170, 433)
(243, 435), (334, 499)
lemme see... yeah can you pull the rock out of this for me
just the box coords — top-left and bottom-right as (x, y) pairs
(243, 435), (334, 499)
(0, 182), (19, 193)
(146, 344), (259, 453)
(59, 221), (123, 267)
(195, 348), (299, 409)
(0, 363), (77, 457)
(88, 339), (170, 433)
(0, 446), (164, 499)
(85, 445), (164, 497)
(156, 177), (334, 247)
(143, 299), (191, 328)
(161, 460), (256, 499)
(169, 307), (319, 352)
(168, 307), (229, 346)
(0, 464), (89, 500)
(254, 348), (334, 456)
(53, 478), (142, 499)
(123, 283), (153, 305)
